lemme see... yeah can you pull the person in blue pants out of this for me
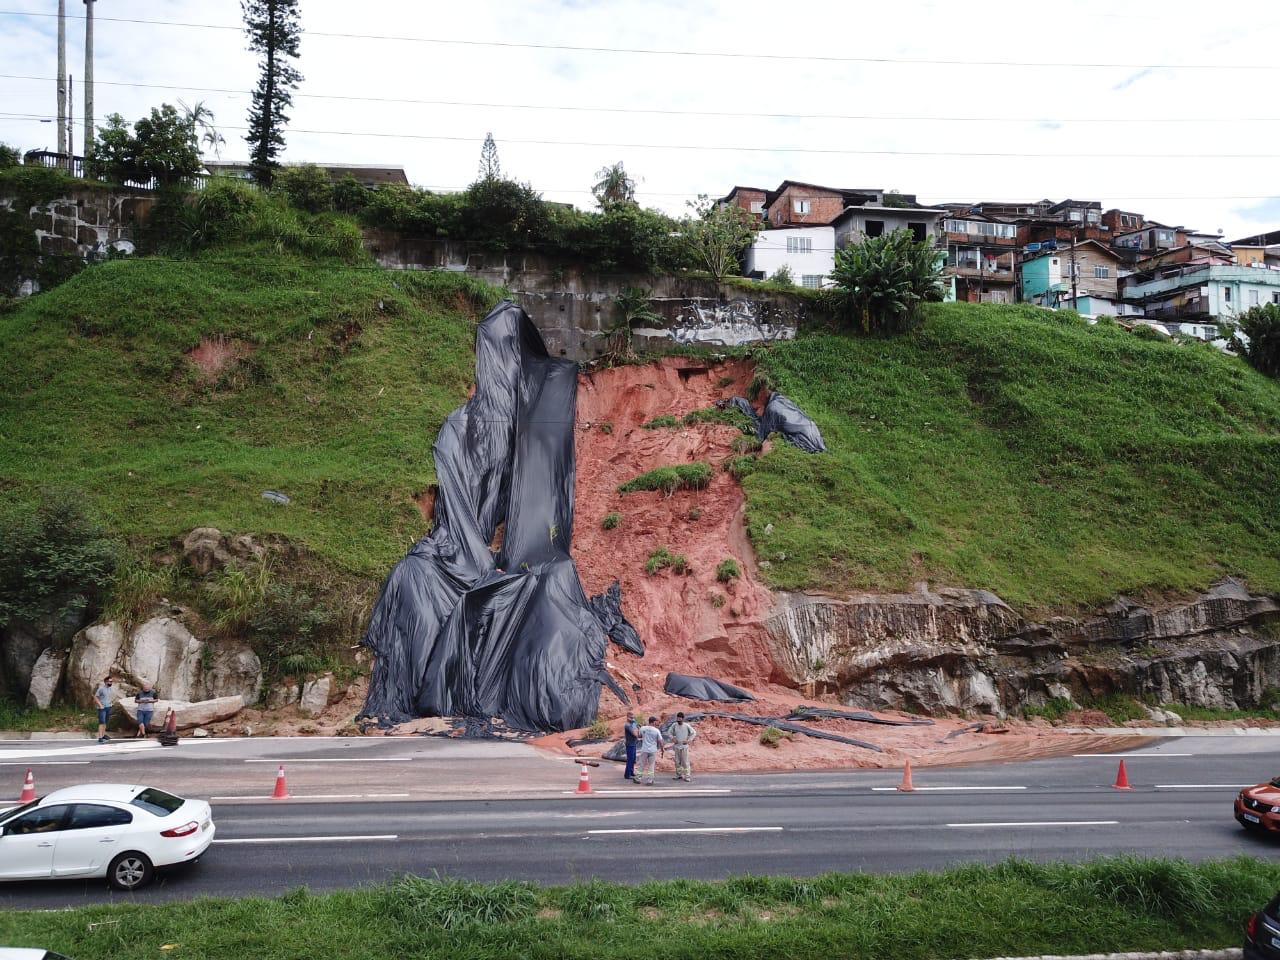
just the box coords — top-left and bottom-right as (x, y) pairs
(622, 712), (640, 781)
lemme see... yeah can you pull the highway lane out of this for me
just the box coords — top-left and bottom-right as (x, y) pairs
(2, 735), (1278, 907)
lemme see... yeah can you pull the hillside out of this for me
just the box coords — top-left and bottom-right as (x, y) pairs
(745, 303), (1280, 610)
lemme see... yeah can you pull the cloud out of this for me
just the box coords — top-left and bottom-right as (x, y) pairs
(1233, 196), (1280, 225)
(1111, 67), (1155, 91)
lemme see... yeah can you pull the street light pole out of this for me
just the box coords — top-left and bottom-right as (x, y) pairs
(82, 0), (96, 160)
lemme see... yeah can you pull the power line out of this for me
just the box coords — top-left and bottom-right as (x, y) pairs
(6, 73), (1280, 125)
(3, 9), (1279, 71)
(7, 111), (1280, 160)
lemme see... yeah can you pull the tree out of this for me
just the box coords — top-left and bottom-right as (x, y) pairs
(592, 161), (636, 209)
(1236, 303), (1280, 378)
(243, 0), (303, 187)
(602, 286), (661, 358)
(180, 99), (226, 159)
(274, 162), (332, 213)
(87, 104), (201, 187)
(828, 229), (943, 334)
(681, 196), (757, 282)
(477, 132), (501, 183)
(0, 143), (19, 168)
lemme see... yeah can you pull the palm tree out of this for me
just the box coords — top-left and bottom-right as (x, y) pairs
(592, 162), (636, 209)
(180, 100), (226, 160)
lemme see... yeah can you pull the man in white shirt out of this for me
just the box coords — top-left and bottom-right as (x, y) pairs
(635, 715), (664, 786)
(669, 712), (698, 782)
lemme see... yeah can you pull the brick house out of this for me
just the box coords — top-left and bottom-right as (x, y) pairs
(763, 181), (884, 228)
(718, 186), (769, 219)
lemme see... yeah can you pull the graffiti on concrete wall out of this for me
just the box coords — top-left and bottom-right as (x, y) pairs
(634, 298), (798, 348)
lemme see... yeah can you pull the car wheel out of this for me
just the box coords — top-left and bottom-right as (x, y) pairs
(107, 852), (154, 891)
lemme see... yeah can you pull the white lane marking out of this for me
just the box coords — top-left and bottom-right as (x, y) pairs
(588, 826), (783, 835)
(210, 794), (364, 801)
(560, 788), (731, 796)
(0, 760), (91, 765)
(946, 820), (1120, 828)
(213, 834), (398, 844)
(0, 742), (163, 760)
(365, 793), (411, 798)
(870, 786), (1026, 792)
(1072, 753), (1193, 758)
(242, 757), (417, 763)
(1155, 784), (1250, 789)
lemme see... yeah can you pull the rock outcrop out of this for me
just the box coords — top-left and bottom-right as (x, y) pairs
(764, 578), (1280, 717)
(0, 603), (90, 697)
(26, 648), (67, 710)
(117, 695), (245, 731)
(299, 675), (332, 717)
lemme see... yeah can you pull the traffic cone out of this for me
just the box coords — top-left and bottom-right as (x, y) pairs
(575, 762), (592, 795)
(897, 758), (915, 792)
(19, 768), (35, 803)
(271, 764), (290, 800)
(1112, 759), (1132, 790)
(164, 708), (177, 736)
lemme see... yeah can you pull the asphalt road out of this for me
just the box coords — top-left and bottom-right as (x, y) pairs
(1, 733), (1278, 907)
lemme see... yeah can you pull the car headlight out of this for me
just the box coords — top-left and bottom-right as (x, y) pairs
(1271, 805), (1280, 814)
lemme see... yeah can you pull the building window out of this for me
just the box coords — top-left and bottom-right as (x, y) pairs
(794, 199), (811, 215)
(908, 221), (926, 241)
(786, 236), (813, 254)
(1093, 265), (1110, 279)
(1223, 287), (1232, 303)
(1068, 210), (1084, 221)
(1086, 211), (1100, 224)
(1272, 292), (1280, 304)
(801, 275), (823, 289)
(749, 200), (764, 214)
(866, 220), (885, 238)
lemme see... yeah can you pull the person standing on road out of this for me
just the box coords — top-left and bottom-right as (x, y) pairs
(134, 680), (158, 738)
(670, 712), (697, 782)
(94, 675), (116, 744)
(623, 712), (641, 782)
(635, 715), (664, 786)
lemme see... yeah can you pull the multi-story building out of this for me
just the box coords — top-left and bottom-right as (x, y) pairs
(1120, 259), (1280, 337)
(717, 186), (769, 220)
(939, 213), (1018, 303)
(1020, 241), (1135, 316)
(762, 181), (886, 228)
(742, 225), (835, 289)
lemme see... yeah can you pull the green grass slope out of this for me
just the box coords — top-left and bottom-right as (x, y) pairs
(747, 303), (1280, 610)
(0, 251), (496, 577)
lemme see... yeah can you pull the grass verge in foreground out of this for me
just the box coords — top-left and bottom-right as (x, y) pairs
(2, 856), (1271, 960)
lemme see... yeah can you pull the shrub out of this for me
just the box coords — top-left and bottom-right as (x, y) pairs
(601, 511), (621, 530)
(332, 174), (371, 214)
(683, 405), (756, 434)
(388, 876), (538, 931)
(101, 554), (179, 625)
(759, 725), (789, 747)
(716, 558), (741, 582)
(1131, 324), (1168, 342)
(645, 547), (689, 575)
(642, 414), (680, 429)
(599, 422), (613, 435)
(1237, 303), (1280, 378)
(1023, 697), (1074, 722)
(274, 163), (334, 214)
(709, 592), (726, 608)
(723, 455), (757, 480)
(0, 143), (19, 169)
(0, 492), (118, 630)
(88, 104), (202, 187)
(585, 718), (611, 739)
(829, 228), (943, 334)
(769, 265), (795, 287)
(687, 507), (701, 521)
(618, 462), (712, 495)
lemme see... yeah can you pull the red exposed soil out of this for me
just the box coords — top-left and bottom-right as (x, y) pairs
(574, 358), (789, 702)
(186, 335), (254, 381)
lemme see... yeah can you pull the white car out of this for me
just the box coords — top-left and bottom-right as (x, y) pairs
(0, 784), (215, 891)
(0, 951), (73, 960)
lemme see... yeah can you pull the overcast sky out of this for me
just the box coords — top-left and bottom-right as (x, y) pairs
(4, 0), (1280, 240)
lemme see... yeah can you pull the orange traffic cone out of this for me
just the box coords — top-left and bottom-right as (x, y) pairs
(575, 763), (592, 795)
(271, 764), (290, 800)
(1112, 759), (1132, 790)
(897, 758), (915, 792)
(19, 768), (35, 803)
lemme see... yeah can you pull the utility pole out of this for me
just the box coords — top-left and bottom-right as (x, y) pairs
(82, 0), (96, 161)
(66, 74), (73, 170)
(1069, 231), (1079, 310)
(56, 0), (67, 159)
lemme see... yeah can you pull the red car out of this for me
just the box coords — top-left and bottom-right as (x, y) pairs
(1237, 779), (1280, 833)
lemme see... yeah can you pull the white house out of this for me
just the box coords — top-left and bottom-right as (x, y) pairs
(744, 226), (835, 288)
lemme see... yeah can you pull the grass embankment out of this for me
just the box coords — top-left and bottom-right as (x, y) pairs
(1, 857), (1270, 959)
(0, 252), (497, 578)
(747, 303), (1280, 610)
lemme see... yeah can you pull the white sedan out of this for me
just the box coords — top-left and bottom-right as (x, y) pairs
(0, 784), (215, 891)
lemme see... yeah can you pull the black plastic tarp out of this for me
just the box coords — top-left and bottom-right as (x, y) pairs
(664, 673), (756, 702)
(785, 706), (934, 727)
(601, 709), (882, 758)
(360, 300), (625, 732)
(727, 393), (826, 453)
(587, 580), (644, 656)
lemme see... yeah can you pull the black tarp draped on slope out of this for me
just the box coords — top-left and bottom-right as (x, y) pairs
(359, 301), (625, 732)
(727, 393), (826, 453)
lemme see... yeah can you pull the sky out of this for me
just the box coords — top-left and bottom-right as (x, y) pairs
(4, 0), (1280, 241)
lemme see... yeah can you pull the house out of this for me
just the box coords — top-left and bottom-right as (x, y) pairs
(939, 213), (1018, 303)
(1020, 240), (1136, 316)
(1112, 223), (1187, 254)
(204, 160), (410, 188)
(1120, 258), (1280, 336)
(1229, 229), (1280, 269)
(762, 181), (885, 228)
(743, 225), (835, 288)
(718, 186), (769, 219)
(1102, 208), (1145, 233)
(831, 201), (947, 247)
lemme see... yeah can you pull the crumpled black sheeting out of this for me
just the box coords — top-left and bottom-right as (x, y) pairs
(360, 300), (624, 732)
(727, 393), (826, 453)
(664, 673), (756, 702)
(587, 580), (644, 656)
(786, 706), (934, 726)
(600, 709), (883, 758)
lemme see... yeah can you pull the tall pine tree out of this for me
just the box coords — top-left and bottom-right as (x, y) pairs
(477, 133), (501, 182)
(243, 0), (302, 186)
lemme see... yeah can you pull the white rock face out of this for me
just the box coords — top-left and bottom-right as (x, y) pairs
(299, 676), (333, 717)
(26, 648), (66, 710)
(117, 695), (245, 731)
(203, 644), (264, 704)
(67, 621), (126, 706)
(267, 683), (300, 709)
(119, 617), (204, 703)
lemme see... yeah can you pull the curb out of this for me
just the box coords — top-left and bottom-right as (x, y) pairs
(970, 950), (1241, 960)
(1060, 726), (1280, 736)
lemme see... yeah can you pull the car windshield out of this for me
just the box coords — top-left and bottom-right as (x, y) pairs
(0, 799), (39, 825)
(130, 787), (185, 816)
(1270, 777), (1280, 789)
